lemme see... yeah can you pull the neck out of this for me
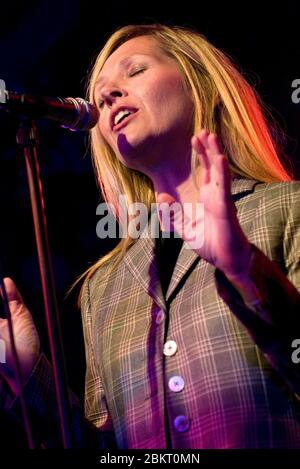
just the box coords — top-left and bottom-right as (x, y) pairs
(148, 154), (201, 233)
(155, 169), (200, 205)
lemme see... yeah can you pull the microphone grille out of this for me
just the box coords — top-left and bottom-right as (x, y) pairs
(64, 97), (99, 131)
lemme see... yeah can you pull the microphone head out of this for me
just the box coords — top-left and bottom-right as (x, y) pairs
(0, 79), (99, 131)
(63, 97), (99, 131)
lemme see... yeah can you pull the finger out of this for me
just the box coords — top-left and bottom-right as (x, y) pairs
(207, 133), (223, 156)
(2, 278), (24, 304)
(198, 129), (210, 152)
(192, 136), (209, 170)
(204, 133), (229, 191)
(207, 133), (223, 183)
(1, 278), (25, 316)
(192, 136), (210, 185)
(215, 153), (232, 202)
(198, 129), (216, 171)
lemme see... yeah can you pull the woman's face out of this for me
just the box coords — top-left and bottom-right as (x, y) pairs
(95, 35), (194, 173)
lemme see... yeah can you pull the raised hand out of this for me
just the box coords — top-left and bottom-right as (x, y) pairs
(0, 278), (40, 395)
(158, 129), (252, 281)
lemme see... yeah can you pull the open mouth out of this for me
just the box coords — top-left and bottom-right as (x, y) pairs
(112, 108), (138, 130)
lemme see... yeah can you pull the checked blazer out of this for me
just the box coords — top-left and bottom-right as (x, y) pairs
(81, 178), (300, 449)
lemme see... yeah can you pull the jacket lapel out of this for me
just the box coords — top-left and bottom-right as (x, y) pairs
(123, 224), (166, 310)
(165, 243), (200, 302)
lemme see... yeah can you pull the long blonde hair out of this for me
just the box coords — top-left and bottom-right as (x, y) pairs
(79, 23), (292, 288)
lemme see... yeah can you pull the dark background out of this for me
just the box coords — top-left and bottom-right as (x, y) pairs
(0, 0), (300, 447)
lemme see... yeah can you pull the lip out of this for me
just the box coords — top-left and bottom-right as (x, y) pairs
(110, 106), (139, 131)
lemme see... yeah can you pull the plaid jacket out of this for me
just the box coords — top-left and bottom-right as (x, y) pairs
(80, 178), (300, 448)
(2, 178), (300, 448)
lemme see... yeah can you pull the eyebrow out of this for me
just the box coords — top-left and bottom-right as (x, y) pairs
(96, 53), (153, 88)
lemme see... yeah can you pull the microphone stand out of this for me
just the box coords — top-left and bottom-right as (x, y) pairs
(16, 119), (73, 448)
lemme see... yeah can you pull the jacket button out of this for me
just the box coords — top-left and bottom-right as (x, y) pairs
(174, 415), (190, 432)
(168, 375), (185, 392)
(163, 340), (177, 356)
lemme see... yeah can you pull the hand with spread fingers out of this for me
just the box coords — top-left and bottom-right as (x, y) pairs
(158, 129), (252, 282)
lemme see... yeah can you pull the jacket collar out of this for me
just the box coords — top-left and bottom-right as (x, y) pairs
(231, 177), (262, 199)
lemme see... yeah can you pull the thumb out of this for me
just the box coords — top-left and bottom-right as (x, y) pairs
(156, 193), (204, 251)
(1, 278), (25, 315)
(156, 192), (177, 206)
(156, 192), (188, 237)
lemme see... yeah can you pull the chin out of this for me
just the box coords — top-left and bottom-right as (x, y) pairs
(116, 132), (150, 161)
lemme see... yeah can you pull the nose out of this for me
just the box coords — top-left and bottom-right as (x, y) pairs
(101, 85), (126, 108)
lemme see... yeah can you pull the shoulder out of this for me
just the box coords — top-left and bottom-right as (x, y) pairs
(233, 178), (300, 209)
(80, 244), (134, 316)
(254, 180), (300, 198)
(80, 262), (113, 314)
(232, 179), (300, 235)
(253, 180), (300, 216)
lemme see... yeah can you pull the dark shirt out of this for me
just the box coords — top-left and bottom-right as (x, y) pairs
(155, 231), (183, 298)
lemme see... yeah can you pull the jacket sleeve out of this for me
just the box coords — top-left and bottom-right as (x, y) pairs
(80, 279), (116, 446)
(215, 182), (300, 397)
(1, 352), (99, 448)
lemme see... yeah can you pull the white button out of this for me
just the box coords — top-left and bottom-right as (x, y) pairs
(163, 340), (177, 356)
(168, 375), (185, 392)
(155, 310), (164, 325)
(174, 415), (190, 432)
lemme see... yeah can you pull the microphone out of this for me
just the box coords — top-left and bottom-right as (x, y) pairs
(0, 79), (99, 131)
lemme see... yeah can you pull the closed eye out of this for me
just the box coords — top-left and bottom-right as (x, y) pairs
(128, 67), (146, 77)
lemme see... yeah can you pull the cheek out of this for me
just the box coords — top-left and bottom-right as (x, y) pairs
(98, 113), (108, 135)
(99, 114), (113, 145)
(147, 75), (191, 118)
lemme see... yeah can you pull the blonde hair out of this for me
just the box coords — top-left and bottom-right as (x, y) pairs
(78, 23), (293, 291)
